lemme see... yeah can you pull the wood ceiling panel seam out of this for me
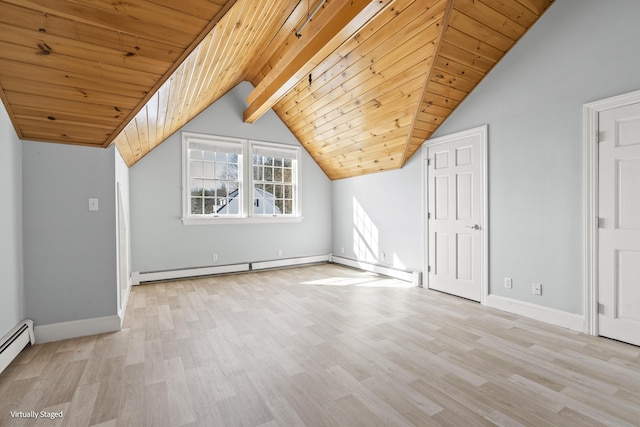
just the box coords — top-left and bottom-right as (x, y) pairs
(14, 115), (114, 130)
(0, 2), (187, 61)
(278, 20), (443, 129)
(185, 0), (248, 117)
(0, 22), (173, 75)
(453, 0), (527, 41)
(11, 105), (126, 127)
(302, 102), (419, 151)
(514, 0), (553, 15)
(289, 73), (426, 142)
(3, 91), (133, 118)
(429, 66), (479, 93)
(432, 55), (485, 84)
(135, 107), (150, 156)
(282, 54), (433, 136)
(475, 0), (538, 28)
(144, 0), (224, 19)
(244, 0), (395, 123)
(0, 0), (201, 47)
(444, 26), (505, 63)
(0, 59), (151, 97)
(446, 9), (514, 51)
(0, 41), (162, 87)
(312, 134), (409, 164)
(294, 91), (423, 147)
(62, 0), (211, 31)
(402, 0), (453, 165)
(276, 0), (444, 116)
(321, 148), (408, 171)
(123, 119), (143, 162)
(145, 97), (158, 151)
(437, 41), (495, 74)
(104, 0), (237, 148)
(246, 0), (307, 84)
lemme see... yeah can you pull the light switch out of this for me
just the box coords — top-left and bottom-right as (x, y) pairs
(88, 198), (99, 211)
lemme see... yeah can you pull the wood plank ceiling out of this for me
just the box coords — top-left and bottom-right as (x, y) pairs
(0, 0), (553, 180)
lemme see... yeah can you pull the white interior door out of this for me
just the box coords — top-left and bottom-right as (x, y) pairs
(598, 102), (640, 346)
(426, 127), (486, 302)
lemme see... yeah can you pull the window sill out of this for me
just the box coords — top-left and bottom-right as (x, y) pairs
(181, 216), (303, 225)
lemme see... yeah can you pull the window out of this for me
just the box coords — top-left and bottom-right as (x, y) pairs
(182, 133), (301, 224)
(252, 143), (298, 216)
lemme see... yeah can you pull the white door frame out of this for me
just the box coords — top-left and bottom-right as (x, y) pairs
(422, 125), (489, 305)
(583, 89), (640, 336)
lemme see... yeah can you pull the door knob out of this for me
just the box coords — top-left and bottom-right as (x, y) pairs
(465, 224), (480, 230)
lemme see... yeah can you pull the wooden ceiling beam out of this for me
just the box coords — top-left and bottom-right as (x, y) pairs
(243, 0), (393, 124)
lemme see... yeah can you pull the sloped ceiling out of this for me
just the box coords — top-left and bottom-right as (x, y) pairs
(0, 0), (553, 180)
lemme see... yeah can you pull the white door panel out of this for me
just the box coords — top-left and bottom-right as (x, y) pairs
(598, 102), (640, 346)
(426, 129), (486, 302)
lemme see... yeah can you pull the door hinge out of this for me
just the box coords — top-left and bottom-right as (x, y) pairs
(428, 265), (431, 273)
(427, 212), (431, 219)
(596, 217), (604, 228)
(427, 158), (431, 166)
(598, 302), (605, 314)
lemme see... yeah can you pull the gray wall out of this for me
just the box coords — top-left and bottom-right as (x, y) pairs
(332, 153), (423, 271)
(130, 82), (332, 272)
(0, 103), (24, 337)
(23, 142), (118, 325)
(332, 0), (640, 314)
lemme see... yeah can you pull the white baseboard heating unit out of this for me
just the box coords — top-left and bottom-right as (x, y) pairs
(0, 319), (35, 375)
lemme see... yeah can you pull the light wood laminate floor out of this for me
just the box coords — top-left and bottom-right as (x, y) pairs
(1, 264), (639, 426)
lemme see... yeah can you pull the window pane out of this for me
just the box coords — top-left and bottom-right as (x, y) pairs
(274, 167), (282, 182)
(203, 162), (215, 178)
(190, 179), (203, 196)
(284, 185), (292, 199)
(203, 150), (216, 161)
(265, 167), (273, 181)
(284, 167), (292, 183)
(201, 179), (214, 197)
(190, 160), (203, 177)
(204, 198), (216, 214)
(190, 149), (203, 161)
(253, 165), (262, 181)
(275, 184), (283, 198)
(191, 198), (203, 215)
(283, 158), (292, 168)
(284, 200), (292, 214)
(227, 163), (239, 180)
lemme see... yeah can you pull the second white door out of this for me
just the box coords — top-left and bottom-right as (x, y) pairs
(426, 127), (486, 302)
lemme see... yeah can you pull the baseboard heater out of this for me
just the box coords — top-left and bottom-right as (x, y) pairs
(330, 255), (422, 286)
(0, 319), (35, 375)
(132, 255), (330, 284)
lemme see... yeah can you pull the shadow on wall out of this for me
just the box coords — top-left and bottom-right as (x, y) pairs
(352, 197), (407, 270)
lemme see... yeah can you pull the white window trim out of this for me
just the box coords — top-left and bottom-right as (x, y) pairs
(181, 132), (303, 225)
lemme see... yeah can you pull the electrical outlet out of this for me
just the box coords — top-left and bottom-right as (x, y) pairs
(212, 254), (218, 262)
(504, 277), (513, 289)
(533, 283), (542, 296)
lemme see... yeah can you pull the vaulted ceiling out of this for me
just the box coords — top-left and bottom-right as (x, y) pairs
(0, 0), (553, 179)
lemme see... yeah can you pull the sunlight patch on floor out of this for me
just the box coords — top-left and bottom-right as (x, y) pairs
(300, 273), (413, 288)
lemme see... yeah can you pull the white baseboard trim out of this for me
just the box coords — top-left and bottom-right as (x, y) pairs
(34, 315), (121, 344)
(330, 255), (422, 286)
(486, 294), (585, 332)
(252, 255), (330, 271)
